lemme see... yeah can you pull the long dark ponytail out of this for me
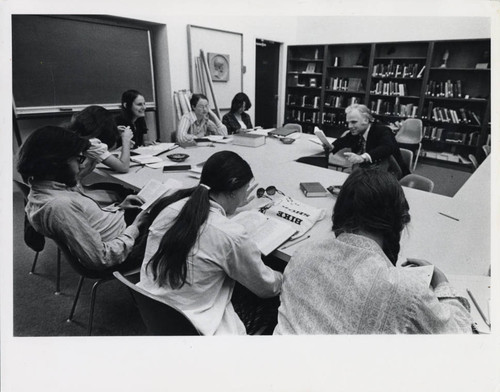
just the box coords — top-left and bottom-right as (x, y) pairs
(332, 167), (410, 265)
(147, 151), (253, 288)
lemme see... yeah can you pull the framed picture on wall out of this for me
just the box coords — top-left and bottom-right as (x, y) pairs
(208, 53), (230, 82)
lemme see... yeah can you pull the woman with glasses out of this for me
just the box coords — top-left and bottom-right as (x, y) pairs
(176, 93), (227, 143)
(138, 151), (282, 335)
(274, 168), (472, 334)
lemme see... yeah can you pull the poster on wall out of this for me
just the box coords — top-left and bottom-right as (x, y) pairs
(187, 25), (243, 111)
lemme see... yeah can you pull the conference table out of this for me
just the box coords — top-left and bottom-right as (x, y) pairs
(97, 131), (491, 331)
(98, 132), (491, 277)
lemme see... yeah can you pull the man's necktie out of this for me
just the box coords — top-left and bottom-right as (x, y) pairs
(357, 136), (366, 154)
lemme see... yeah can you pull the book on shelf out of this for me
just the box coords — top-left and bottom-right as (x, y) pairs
(348, 78), (362, 92)
(232, 133), (266, 147)
(309, 78), (317, 87)
(300, 182), (328, 198)
(313, 96), (320, 108)
(305, 62), (316, 73)
(231, 210), (297, 256)
(137, 178), (183, 211)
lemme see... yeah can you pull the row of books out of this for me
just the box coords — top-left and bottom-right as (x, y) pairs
(286, 94), (320, 108)
(371, 81), (410, 96)
(423, 102), (481, 125)
(321, 112), (347, 125)
(420, 150), (471, 164)
(288, 75), (320, 88)
(372, 62), (424, 78)
(327, 77), (363, 92)
(370, 99), (418, 118)
(324, 95), (359, 108)
(423, 126), (481, 146)
(425, 80), (463, 98)
(286, 110), (319, 124)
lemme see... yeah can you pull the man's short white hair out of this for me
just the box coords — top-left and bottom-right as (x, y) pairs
(345, 104), (374, 122)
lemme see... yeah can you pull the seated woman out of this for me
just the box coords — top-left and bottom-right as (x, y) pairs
(138, 151), (282, 335)
(68, 105), (135, 204)
(274, 168), (472, 334)
(222, 92), (253, 134)
(69, 105), (133, 177)
(115, 89), (152, 146)
(176, 93), (227, 143)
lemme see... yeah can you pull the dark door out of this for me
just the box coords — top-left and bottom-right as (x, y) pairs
(255, 39), (281, 128)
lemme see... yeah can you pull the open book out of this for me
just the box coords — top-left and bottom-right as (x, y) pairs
(313, 126), (334, 150)
(137, 178), (183, 211)
(131, 142), (177, 156)
(231, 210), (297, 256)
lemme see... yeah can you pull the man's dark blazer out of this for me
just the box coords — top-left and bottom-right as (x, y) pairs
(331, 122), (410, 176)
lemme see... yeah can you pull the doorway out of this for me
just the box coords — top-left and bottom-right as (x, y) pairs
(255, 39), (281, 128)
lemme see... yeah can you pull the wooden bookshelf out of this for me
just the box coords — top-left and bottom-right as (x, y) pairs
(284, 39), (490, 168)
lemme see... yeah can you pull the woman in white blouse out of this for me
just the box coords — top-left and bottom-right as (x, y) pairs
(176, 93), (227, 143)
(138, 151), (282, 335)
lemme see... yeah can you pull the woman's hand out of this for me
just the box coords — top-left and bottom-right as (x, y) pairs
(402, 258), (449, 289)
(119, 194), (145, 210)
(118, 126), (134, 144)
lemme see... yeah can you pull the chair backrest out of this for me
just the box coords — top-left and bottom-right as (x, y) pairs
(468, 154), (478, 170)
(113, 272), (201, 336)
(283, 123), (302, 133)
(399, 148), (414, 173)
(482, 145), (491, 157)
(399, 174), (434, 193)
(395, 119), (423, 144)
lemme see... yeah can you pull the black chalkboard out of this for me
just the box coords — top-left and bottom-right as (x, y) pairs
(12, 15), (155, 111)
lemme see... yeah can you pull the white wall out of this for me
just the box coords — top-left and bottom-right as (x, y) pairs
(294, 16), (490, 44)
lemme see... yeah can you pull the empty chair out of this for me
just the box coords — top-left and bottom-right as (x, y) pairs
(14, 179), (62, 294)
(399, 148), (414, 174)
(468, 154), (479, 171)
(395, 119), (423, 171)
(400, 174), (434, 193)
(282, 123), (302, 133)
(482, 145), (491, 157)
(113, 271), (201, 336)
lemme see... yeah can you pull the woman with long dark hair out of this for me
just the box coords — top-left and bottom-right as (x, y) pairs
(115, 89), (152, 146)
(222, 92), (253, 134)
(274, 168), (472, 334)
(138, 151), (282, 335)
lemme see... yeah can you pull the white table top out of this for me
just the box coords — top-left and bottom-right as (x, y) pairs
(98, 132), (490, 276)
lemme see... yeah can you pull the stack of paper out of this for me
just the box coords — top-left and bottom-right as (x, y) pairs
(132, 143), (177, 156)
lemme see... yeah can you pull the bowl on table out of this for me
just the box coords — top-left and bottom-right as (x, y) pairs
(280, 137), (296, 144)
(166, 153), (189, 162)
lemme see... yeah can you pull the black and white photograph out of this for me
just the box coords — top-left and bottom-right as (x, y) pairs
(1, 0), (499, 391)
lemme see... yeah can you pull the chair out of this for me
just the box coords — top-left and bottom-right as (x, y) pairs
(399, 174), (435, 193)
(399, 148), (414, 174)
(54, 239), (140, 335)
(482, 145), (491, 157)
(14, 179), (62, 294)
(395, 119), (423, 171)
(113, 271), (201, 336)
(282, 123), (302, 133)
(468, 154), (479, 171)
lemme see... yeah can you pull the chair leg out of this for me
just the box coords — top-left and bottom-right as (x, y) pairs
(413, 144), (422, 172)
(67, 276), (85, 322)
(55, 248), (61, 295)
(29, 252), (40, 274)
(88, 279), (105, 336)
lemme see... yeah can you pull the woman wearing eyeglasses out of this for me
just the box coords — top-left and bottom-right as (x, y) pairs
(138, 151), (282, 335)
(274, 168), (472, 334)
(222, 92), (253, 134)
(176, 93), (227, 143)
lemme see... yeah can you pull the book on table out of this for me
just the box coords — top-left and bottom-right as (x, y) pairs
(232, 132), (266, 147)
(300, 182), (328, 197)
(137, 178), (183, 211)
(267, 127), (298, 137)
(231, 210), (297, 256)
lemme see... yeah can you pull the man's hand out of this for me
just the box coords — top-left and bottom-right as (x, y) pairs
(343, 152), (365, 164)
(119, 194), (145, 210)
